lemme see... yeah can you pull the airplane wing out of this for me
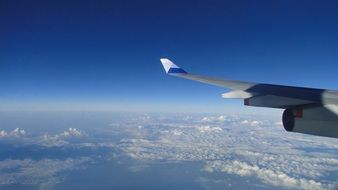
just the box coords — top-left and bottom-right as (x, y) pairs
(160, 58), (338, 108)
(160, 58), (338, 138)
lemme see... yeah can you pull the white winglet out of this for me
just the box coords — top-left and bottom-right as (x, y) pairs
(160, 58), (187, 74)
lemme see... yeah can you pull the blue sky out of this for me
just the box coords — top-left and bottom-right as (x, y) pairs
(1, 0), (338, 113)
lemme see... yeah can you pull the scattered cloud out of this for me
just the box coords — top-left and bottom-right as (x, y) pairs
(115, 114), (338, 190)
(0, 157), (91, 189)
(204, 160), (325, 190)
(241, 120), (262, 127)
(1, 113), (337, 190)
(275, 121), (283, 127)
(201, 117), (213, 122)
(62, 128), (83, 137)
(0, 128), (26, 138)
(37, 128), (85, 147)
(197, 125), (223, 133)
(0, 130), (7, 137)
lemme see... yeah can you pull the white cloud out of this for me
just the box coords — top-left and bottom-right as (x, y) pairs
(201, 115), (229, 123)
(218, 115), (226, 121)
(39, 134), (69, 147)
(172, 129), (183, 135)
(0, 130), (7, 137)
(0, 128), (26, 138)
(197, 125), (223, 133)
(204, 160), (325, 190)
(241, 120), (262, 127)
(0, 157), (91, 189)
(11, 128), (26, 136)
(1, 113), (337, 190)
(250, 120), (261, 127)
(116, 114), (338, 189)
(241, 120), (249, 124)
(201, 117), (213, 122)
(275, 121), (283, 127)
(62, 128), (82, 137)
(37, 128), (84, 147)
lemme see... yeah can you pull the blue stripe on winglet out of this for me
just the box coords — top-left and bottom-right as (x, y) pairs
(168, 68), (187, 74)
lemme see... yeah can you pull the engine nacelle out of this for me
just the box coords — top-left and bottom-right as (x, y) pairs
(282, 106), (338, 138)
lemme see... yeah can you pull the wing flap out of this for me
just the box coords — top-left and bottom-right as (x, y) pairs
(244, 95), (315, 108)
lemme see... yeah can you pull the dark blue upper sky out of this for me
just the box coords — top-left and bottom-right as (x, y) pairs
(1, 0), (338, 113)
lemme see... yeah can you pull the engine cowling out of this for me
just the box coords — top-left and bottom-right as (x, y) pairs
(282, 106), (338, 138)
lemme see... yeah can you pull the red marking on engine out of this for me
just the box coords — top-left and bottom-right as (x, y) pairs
(295, 109), (303, 118)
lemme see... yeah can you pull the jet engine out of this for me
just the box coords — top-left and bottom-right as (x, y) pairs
(282, 106), (338, 138)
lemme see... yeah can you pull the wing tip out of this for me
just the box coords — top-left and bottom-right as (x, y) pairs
(160, 58), (187, 74)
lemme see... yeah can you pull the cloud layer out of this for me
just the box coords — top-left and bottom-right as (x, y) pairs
(1, 113), (337, 190)
(0, 157), (91, 190)
(113, 114), (338, 190)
